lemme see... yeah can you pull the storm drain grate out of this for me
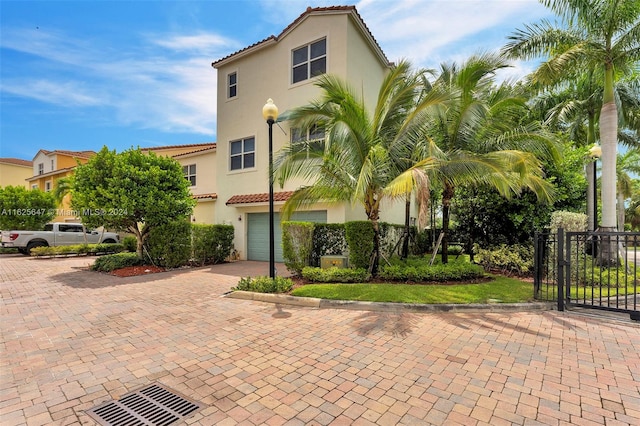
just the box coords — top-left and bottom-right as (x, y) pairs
(87, 383), (205, 426)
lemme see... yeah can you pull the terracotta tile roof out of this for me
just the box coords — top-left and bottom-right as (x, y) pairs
(0, 157), (32, 167)
(173, 145), (217, 158)
(139, 143), (216, 152)
(212, 5), (390, 68)
(226, 191), (294, 205)
(192, 193), (218, 200)
(34, 149), (96, 160)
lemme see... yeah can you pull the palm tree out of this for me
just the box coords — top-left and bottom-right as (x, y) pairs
(407, 53), (559, 263)
(274, 60), (445, 275)
(617, 150), (640, 230)
(502, 0), (640, 234)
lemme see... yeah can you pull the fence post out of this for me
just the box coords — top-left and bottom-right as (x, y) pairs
(557, 228), (565, 312)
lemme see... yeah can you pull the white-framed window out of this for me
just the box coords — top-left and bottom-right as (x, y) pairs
(230, 137), (255, 171)
(38, 163), (44, 175)
(291, 124), (325, 156)
(31, 184), (38, 190)
(183, 164), (196, 186)
(45, 181), (52, 192)
(51, 159), (54, 171)
(292, 38), (326, 84)
(228, 72), (237, 98)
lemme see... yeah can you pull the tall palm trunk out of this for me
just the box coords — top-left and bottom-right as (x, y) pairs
(598, 66), (618, 265)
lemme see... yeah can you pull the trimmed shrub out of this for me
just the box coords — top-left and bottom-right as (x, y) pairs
(302, 266), (371, 283)
(30, 243), (125, 257)
(122, 235), (137, 252)
(192, 224), (234, 265)
(282, 221), (314, 276)
(345, 221), (374, 269)
(378, 261), (485, 282)
(146, 220), (191, 268)
(474, 244), (534, 276)
(91, 252), (142, 272)
(311, 224), (347, 267)
(232, 276), (293, 293)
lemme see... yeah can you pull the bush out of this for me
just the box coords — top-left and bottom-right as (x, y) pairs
(474, 244), (534, 276)
(311, 224), (347, 267)
(549, 211), (587, 233)
(192, 224), (234, 265)
(91, 252), (142, 272)
(232, 276), (293, 293)
(146, 220), (191, 268)
(378, 261), (485, 282)
(30, 243), (125, 257)
(282, 221), (314, 276)
(122, 235), (137, 252)
(302, 266), (371, 283)
(345, 221), (374, 269)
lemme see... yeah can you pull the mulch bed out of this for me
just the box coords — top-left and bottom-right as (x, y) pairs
(110, 265), (165, 277)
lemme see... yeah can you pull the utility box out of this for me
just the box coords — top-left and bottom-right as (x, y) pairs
(320, 255), (348, 269)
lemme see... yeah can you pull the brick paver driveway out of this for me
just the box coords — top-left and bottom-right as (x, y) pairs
(1, 255), (639, 425)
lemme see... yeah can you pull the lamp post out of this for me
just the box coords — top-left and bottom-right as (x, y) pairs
(589, 144), (602, 231)
(262, 99), (278, 278)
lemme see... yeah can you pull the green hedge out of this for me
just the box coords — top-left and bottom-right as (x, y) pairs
(232, 276), (293, 293)
(146, 221), (192, 268)
(191, 224), (234, 266)
(301, 266), (371, 283)
(282, 221), (314, 275)
(91, 252), (143, 272)
(474, 244), (534, 275)
(30, 243), (125, 257)
(345, 221), (374, 269)
(378, 261), (485, 282)
(311, 224), (347, 267)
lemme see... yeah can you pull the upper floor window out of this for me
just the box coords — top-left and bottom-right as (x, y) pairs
(45, 181), (52, 192)
(183, 164), (196, 186)
(51, 159), (54, 171)
(292, 38), (326, 84)
(291, 124), (325, 156)
(228, 72), (237, 98)
(230, 137), (255, 171)
(38, 163), (44, 175)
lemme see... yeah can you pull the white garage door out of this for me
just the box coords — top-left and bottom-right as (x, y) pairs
(247, 211), (327, 262)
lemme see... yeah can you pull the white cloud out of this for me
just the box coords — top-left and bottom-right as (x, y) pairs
(1, 26), (227, 136)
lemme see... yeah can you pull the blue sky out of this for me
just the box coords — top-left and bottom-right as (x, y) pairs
(1, 0), (552, 161)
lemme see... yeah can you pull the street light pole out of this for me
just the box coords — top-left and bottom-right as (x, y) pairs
(262, 99), (278, 279)
(589, 144), (602, 231)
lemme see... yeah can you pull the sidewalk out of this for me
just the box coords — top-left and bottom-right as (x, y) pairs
(1, 256), (639, 425)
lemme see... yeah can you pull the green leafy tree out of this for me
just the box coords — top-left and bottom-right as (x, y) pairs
(71, 147), (195, 257)
(0, 186), (56, 230)
(275, 60), (445, 275)
(503, 0), (640, 232)
(419, 53), (559, 263)
(617, 149), (640, 230)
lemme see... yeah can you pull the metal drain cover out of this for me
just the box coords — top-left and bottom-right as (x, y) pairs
(87, 383), (205, 426)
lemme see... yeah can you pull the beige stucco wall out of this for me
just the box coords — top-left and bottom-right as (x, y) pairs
(0, 163), (32, 188)
(214, 10), (415, 258)
(175, 149), (217, 224)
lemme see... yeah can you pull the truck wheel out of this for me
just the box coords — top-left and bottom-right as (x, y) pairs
(102, 239), (117, 244)
(26, 241), (47, 254)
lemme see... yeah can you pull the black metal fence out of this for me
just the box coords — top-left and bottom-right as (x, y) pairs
(534, 229), (640, 319)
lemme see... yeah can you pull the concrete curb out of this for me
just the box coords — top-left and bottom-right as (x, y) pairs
(224, 291), (555, 313)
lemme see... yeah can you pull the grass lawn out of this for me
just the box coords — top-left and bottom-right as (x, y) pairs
(290, 275), (535, 304)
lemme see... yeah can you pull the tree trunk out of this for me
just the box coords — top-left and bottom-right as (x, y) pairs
(600, 101), (618, 229)
(401, 198), (410, 259)
(441, 183), (454, 264)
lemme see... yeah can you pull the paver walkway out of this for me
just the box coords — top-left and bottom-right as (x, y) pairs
(1, 255), (639, 425)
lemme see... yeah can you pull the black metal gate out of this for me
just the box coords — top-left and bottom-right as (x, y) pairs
(534, 229), (640, 320)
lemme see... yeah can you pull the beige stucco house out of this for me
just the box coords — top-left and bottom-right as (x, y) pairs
(212, 6), (407, 261)
(0, 158), (33, 188)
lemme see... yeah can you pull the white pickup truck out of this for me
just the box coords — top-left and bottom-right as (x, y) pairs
(1, 222), (120, 255)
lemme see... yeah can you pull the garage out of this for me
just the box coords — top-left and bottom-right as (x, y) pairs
(247, 210), (327, 262)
